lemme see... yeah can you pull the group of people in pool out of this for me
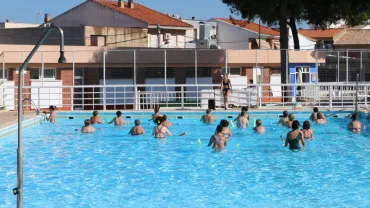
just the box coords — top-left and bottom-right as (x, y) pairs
(44, 104), (363, 151)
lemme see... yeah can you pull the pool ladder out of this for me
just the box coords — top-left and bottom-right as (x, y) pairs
(23, 98), (40, 116)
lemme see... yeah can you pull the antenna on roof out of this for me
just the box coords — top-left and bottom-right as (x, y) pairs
(36, 10), (42, 24)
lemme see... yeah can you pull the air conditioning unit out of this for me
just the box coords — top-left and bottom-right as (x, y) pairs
(164, 33), (171, 40)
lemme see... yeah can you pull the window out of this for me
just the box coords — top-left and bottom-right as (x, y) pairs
(0, 69), (7, 79)
(44, 69), (56, 79)
(221, 67), (241, 76)
(230, 68), (241, 75)
(30, 68), (40, 79)
(185, 67), (212, 77)
(29, 68), (55, 80)
(295, 66), (310, 83)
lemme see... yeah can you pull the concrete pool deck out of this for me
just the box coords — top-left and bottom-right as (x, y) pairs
(0, 111), (39, 131)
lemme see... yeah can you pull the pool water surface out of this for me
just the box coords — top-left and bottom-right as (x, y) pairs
(1, 111), (370, 207)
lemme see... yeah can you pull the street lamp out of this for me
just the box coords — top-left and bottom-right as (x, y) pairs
(13, 25), (66, 208)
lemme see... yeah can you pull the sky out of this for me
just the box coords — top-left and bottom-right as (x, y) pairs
(0, 0), (236, 24)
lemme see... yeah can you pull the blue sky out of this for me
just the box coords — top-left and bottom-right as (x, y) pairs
(0, 0), (236, 23)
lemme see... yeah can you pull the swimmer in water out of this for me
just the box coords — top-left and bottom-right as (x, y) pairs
(347, 113), (362, 133)
(90, 111), (102, 124)
(81, 119), (96, 133)
(236, 110), (249, 129)
(200, 109), (216, 124)
(315, 112), (327, 125)
(284, 113), (295, 128)
(208, 125), (227, 149)
(234, 106), (250, 122)
(129, 119), (144, 135)
(301, 120), (314, 140)
(152, 106), (162, 122)
(107, 111), (126, 126)
(281, 120), (305, 151)
(277, 110), (289, 127)
(43, 105), (57, 123)
(218, 119), (232, 138)
(253, 119), (265, 134)
(309, 107), (326, 122)
(152, 116), (172, 139)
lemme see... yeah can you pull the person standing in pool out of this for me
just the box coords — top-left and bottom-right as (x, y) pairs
(152, 117), (172, 139)
(310, 107), (326, 122)
(253, 119), (265, 134)
(43, 105), (57, 123)
(234, 106), (250, 122)
(347, 113), (362, 133)
(315, 112), (327, 125)
(90, 111), (102, 124)
(301, 121), (314, 140)
(81, 119), (96, 133)
(221, 74), (232, 110)
(107, 111), (126, 126)
(219, 119), (232, 138)
(284, 113), (295, 128)
(162, 115), (172, 127)
(281, 120), (305, 151)
(236, 111), (249, 129)
(201, 109), (216, 124)
(277, 110), (289, 127)
(152, 106), (162, 122)
(129, 119), (144, 135)
(208, 125), (228, 149)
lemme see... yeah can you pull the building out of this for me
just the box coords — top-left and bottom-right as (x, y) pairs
(0, 25), (148, 47)
(0, 20), (39, 29)
(288, 28), (316, 50)
(182, 18), (217, 49)
(298, 28), (344, 48)
(49, 0), (192, 48)
(208, 18), (280, 50)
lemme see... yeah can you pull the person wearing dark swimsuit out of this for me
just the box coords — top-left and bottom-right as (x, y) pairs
(281, 120), (305, 151)
(221, 74), (232, 110)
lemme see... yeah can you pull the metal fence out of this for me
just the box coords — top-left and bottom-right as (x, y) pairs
(0, 83), (369, 111)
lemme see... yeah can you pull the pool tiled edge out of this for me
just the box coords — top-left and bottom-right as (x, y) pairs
(0, 116), (41, 138)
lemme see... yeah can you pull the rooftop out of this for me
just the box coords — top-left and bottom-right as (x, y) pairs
(92, 0), (192, 28)
(298, 29), (344, 40)
(335, 29), (370, 45)
(215, 18), (280, 36)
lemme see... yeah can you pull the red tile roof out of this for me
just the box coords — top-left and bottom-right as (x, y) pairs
(92, 0), (192, 28)
(335, 29), (370, 45)
(298, 29), (344, 39)
(215, 18), (280, 36)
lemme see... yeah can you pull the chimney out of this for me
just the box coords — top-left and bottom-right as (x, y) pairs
(118, 0), (124, 8)
(128, 0), (134, 8)
(44, 13), (51, 23)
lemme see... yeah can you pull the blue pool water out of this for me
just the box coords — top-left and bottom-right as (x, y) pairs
(1, 111), (370, 207)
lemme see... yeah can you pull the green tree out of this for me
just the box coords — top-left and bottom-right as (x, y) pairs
(222, 0), (370, 85)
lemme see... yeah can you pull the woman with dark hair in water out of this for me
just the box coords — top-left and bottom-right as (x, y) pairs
(221, 74), (232, 110)
(281, 120), (305, 151)
(152, 116), (172, 139)
(277, 110), (289, 127)
(347, 113), (362, 133)
(301, 120), (314, 140)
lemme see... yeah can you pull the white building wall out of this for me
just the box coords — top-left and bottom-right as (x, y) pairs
(289, 28), (316, 49)
(30, 81), (63, 109)
(209, 19), (258, 50)
(0, 22), (40, 29)
(182, 19), (217, 48)
(0, 81), (15, 110)
(51, 1), (148, 28)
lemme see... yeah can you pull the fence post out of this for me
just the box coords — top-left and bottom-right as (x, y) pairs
(70, 87), (73, 111)
(37, 88), (40, 111)
(181, 86), (184, 109)
(365, 86), (368, 108)
(346, 49), (349, 84)
(134, 86), (137, 110)
(103, 87), (106, 110)
(329, 85), (332, 109)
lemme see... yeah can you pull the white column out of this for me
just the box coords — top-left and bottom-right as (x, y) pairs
(337, 51), (340, 82)
(225, 50), (228, 74)
(41, 52), (44, 86)
(195, 50), (197, 85)
(72, 51), (75, 86)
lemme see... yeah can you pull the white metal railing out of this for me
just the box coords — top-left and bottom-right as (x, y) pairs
(0, 83), (369, 111)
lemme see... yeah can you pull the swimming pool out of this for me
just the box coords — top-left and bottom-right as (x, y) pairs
(1, 111), (370, 207)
